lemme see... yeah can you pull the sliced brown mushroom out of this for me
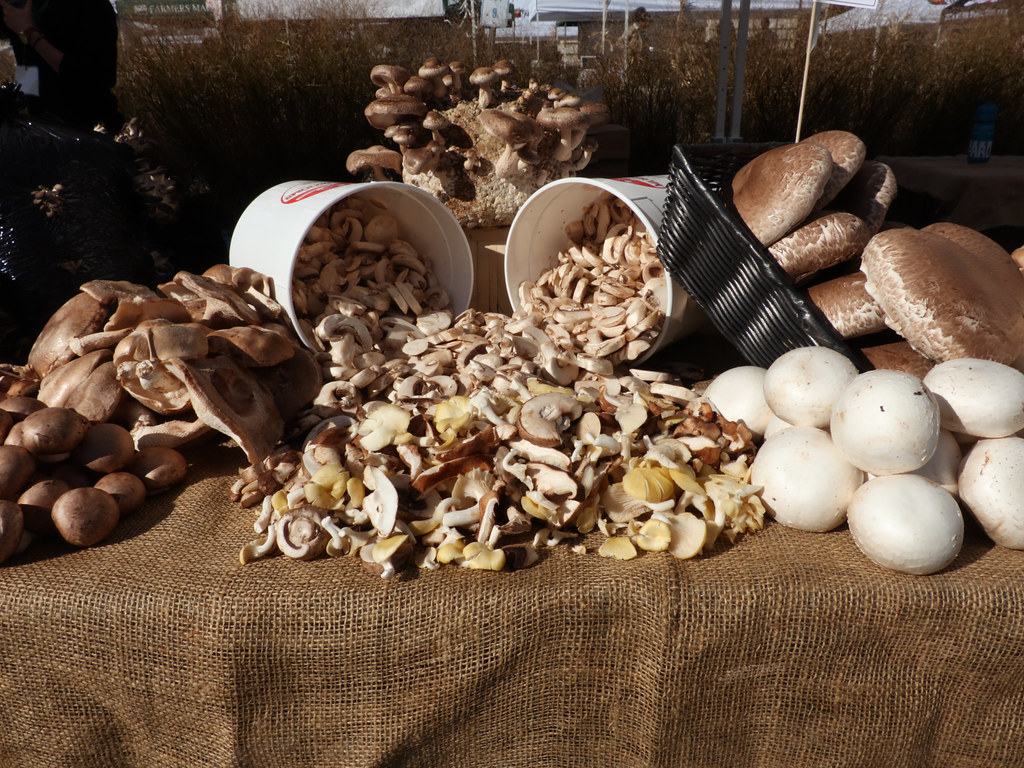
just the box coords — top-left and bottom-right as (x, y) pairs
(164, 357), (283, 463)
(517, 393), (582, 447)
(276, 506), (327, 560)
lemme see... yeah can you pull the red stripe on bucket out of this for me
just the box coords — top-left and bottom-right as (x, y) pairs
(612, 178), (665, 189)
(280, 182), (349, 204)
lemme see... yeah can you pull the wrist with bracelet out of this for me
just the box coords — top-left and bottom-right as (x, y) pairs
(19, 26), (44, 48)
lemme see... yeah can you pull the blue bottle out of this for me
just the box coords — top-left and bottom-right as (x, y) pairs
(968, 102), (997, 164)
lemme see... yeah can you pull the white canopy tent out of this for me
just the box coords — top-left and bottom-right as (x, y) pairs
(232, 0), (446, 19)
(826, 0), (945, 32)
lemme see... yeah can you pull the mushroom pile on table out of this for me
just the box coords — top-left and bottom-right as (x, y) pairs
(732, 132), (1024, 375)
(231, 194), (765, 575)
(346, 58), (609, 227)
(704, 347), (1024, 576)
(0, 269), (320, 562)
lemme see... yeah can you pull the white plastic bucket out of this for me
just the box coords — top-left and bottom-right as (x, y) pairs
(504, 176), (704, 363)
(229, 180), (474, 348)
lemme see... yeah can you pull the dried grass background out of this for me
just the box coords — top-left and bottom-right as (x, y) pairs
(116, 4), (1024, 222)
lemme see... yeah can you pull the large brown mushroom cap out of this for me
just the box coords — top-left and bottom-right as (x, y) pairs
(18, 478), (67, 535)
(0, 500), (24, 564)
(19, 408), (88, 457)
(129, 446), (188, 494)
(207, 326), (296, 368)
(0, 411), (10, 444)
(833, 160), (897, 234)
(38, 349), (112, 408)
(364, 95), (428, 130)
(65, 361), (124, 423)
(923, 222), (1013, 266)
(0, 397), (44, 422)
(79, 280), (158, 305)
(802, 130), (867, 209)
(807, 273), (887, 339)
(113, 321), (208, 415)
(165, 357), (283, 464)
(0, 445), (36, 500)
(262, 347), (322, 425)
(28, 293), (108, 377)
(94, 472), (147, 517)
(862, 342), (935, 379)
(860, 228), (1024, 363)
(768, 211), (871, 282)
(732, 143), (833, 246)
(73, 423), (136, 474)
(51, 487), (120, 547)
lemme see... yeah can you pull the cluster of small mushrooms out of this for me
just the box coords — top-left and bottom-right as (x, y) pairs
(733, 131), (1024, 374)
(704, 348), (1024, 575)
(232, 194), (765, 575)
(346, 58), (609, 227)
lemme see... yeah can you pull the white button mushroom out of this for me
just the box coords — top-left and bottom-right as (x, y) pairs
(763, 347), (858, 428)
(923, 358), (1024, 438)
(830, 370), (939, 475)
(958, 437), (1024, 549)
(909, 430), (961, 495)
(847, 475), (963, 575)
(763, 414), (794, 439)
(704, 366), (772, 437)
(750, 427), (863, 532)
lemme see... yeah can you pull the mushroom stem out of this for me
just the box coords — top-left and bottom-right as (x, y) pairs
(479, 86), (496, 110)
(554, 128), (573, 163)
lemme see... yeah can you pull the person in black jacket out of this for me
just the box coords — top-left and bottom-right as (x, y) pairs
(1, 0), (122, 130)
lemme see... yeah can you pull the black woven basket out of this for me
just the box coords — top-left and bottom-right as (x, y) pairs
(659, 143), (872, 371)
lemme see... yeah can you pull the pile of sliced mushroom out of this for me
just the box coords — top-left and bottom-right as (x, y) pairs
(235, 196), (763, 575)
(514, 193), (666, 366)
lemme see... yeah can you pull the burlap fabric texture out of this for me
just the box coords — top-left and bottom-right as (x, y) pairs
(0, 444), (1022, 768)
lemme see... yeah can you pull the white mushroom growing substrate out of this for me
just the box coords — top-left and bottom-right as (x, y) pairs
(732, 348), (1024, 575)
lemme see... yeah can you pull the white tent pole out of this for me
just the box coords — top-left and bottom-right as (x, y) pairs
(795, 0), (820, 142)
(728, 0), (751, 141)
(713, 0), (733, 141)
(601, 0), (608, 53)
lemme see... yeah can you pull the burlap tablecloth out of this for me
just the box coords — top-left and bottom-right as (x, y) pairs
(1, 444), (1022, 768)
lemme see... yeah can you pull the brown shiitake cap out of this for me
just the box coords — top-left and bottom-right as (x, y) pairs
(802, 130), (866, 210)
(808, 273), (887, 339)
(469, 67), (498, 87)
(18, 478), (67, 535)
(0, 500), (24, 564)
(402, 143), (442, 176)
(731, 143), (833, 246)
(129, 446), (188, 494)
(28, 293), (108, 377)
(768, 211), (872, 282)
(363, 95), (428, 130)
(95, 472), (147, 517)
(422, 110), (449, 133)
(832, 160), (897, 233)
(0, 445), (36, 500)
(863, 341), (935, 379)
(419, 58), (449, 80)
(1012, 246), (1024, 271)
(346, 146), (403, 181)
(536, 106), (588, 132)
(491, 59), (513, 78)
(19, 408), (88, 457)
(208, 326), (296, 368)
(64, 361), (124, 424)
(37, 349), (112, 409)
(79, 280), (157, 305)
(0, 396), (44, 422)
(479, 109), (536, 147)
(860, 228), (1024, 364)
(370, 64), (410, 93)
(0, 410), (10, 444)
(73, 423), (136, 474)
(51, 487), (120, 547)
(403, 75), (434, 101)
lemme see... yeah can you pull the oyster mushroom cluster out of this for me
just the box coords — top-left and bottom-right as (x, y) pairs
(513, 192), (666, 365)
(0, 396), (188, 562)
(12, 269), (319, 466)
(347, 58), (609, 227)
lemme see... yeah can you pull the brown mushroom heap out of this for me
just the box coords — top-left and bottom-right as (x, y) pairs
(731, 131), (1024, 374)
(0, 397), (188, 561)
(514, 192), (666, 366)
(18, 269), (319, 466)
(346, 57), (609, 228)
